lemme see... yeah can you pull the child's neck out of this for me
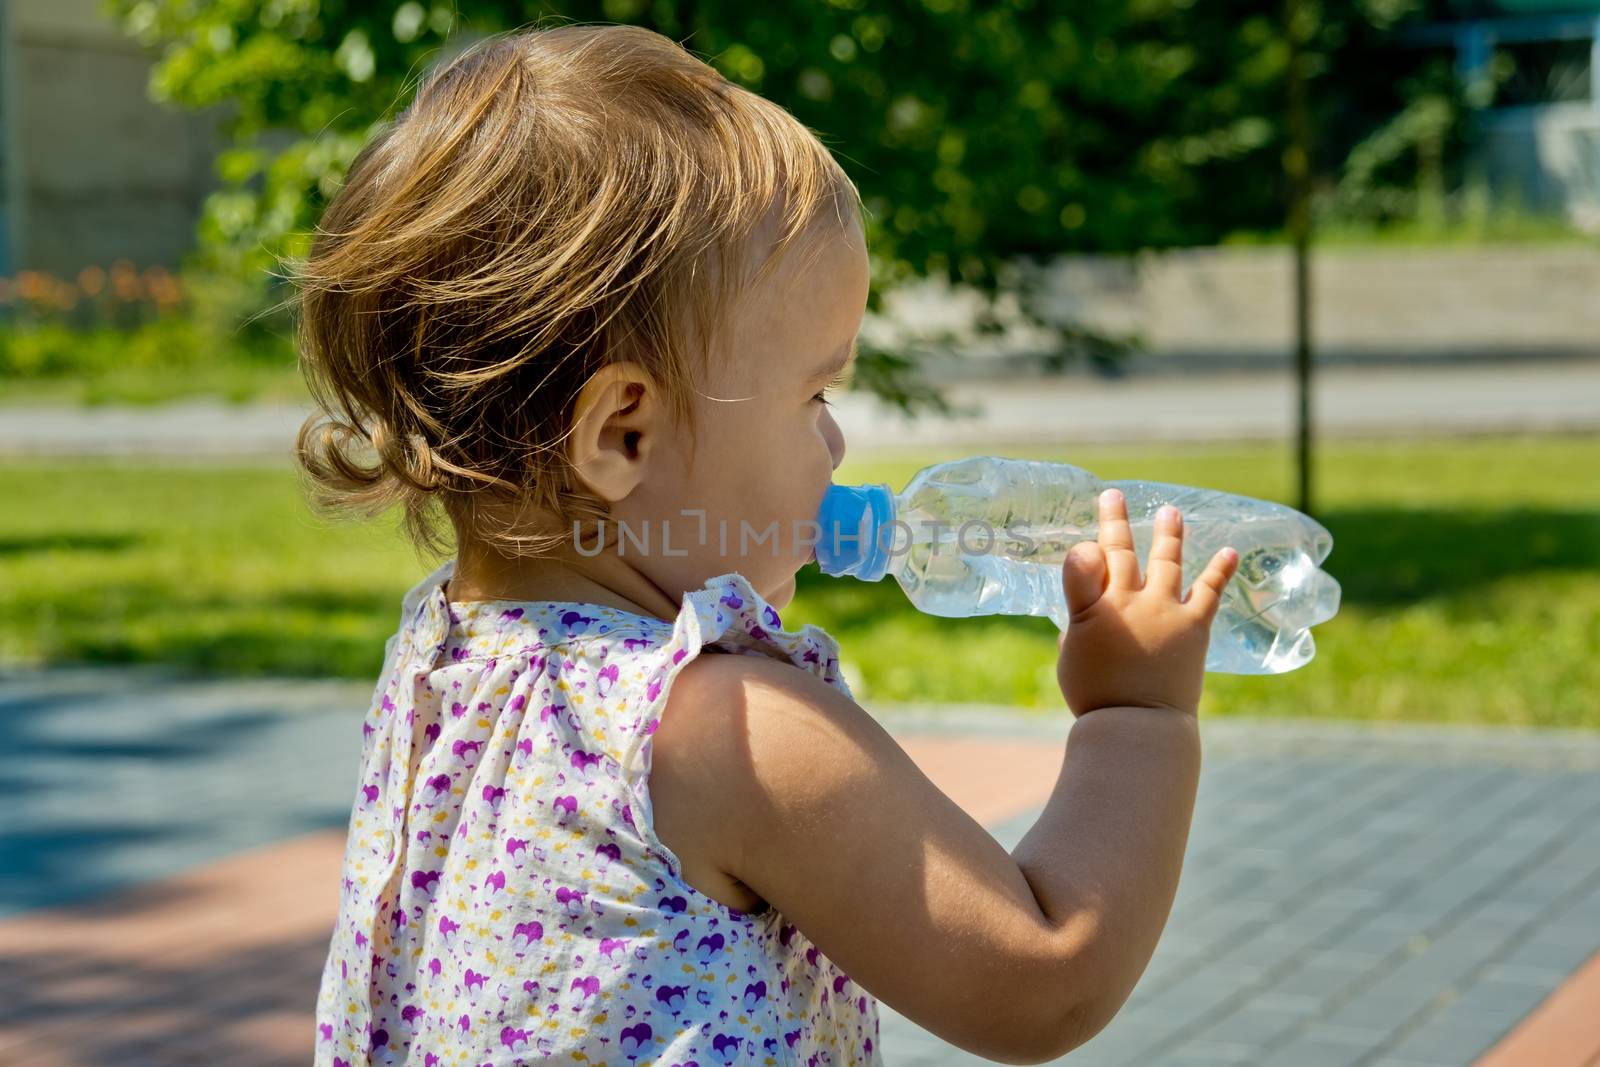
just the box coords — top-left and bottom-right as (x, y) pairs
(448, 542), (680, 622)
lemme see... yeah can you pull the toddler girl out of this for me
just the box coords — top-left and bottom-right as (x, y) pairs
(296, 22), (1238, 1067)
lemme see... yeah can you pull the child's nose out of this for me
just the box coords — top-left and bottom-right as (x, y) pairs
(822, 409), (847, 471)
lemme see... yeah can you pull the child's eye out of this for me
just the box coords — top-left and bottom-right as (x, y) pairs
(812, 370), (849, 407)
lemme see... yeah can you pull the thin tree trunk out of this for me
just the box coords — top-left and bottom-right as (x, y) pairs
(1285, 0), (1315, 519)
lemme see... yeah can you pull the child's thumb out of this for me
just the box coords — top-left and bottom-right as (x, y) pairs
(1062, 542), (1107, 616)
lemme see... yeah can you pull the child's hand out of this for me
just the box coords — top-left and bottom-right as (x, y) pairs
(1057, 487), (1240, 718)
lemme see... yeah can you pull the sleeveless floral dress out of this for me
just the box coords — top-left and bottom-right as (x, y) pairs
(313, 558), (884, 1066)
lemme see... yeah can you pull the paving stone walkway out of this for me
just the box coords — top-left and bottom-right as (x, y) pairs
(2, 664), (1598, 1067)
(879, 716), (1600, 1067)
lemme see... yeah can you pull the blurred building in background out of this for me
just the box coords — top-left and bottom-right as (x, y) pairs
(1402, 0), (1600, 228)
(867, 242), (1600, 384)
(0, 0), (226, 277)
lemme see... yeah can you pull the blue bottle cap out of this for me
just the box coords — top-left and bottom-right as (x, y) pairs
(814, 482), (895, 581)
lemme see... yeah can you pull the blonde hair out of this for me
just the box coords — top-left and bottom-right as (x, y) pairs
(289, 21), (865, 564)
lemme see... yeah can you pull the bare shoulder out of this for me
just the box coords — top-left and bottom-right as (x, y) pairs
(651, 650), (889, 869)
(646, 653), (849, 889)
(646, 652), (778, 914)
(648, 649), (1095, 1064)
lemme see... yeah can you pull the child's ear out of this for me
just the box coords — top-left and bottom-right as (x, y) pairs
(565, 361), (660, 503)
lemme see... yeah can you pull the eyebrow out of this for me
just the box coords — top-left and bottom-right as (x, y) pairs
(808, 336), (860, 383)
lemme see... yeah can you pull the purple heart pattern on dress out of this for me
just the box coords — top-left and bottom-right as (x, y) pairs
(313, 564), (879, 1065)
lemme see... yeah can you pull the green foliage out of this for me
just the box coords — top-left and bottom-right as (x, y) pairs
(101, 0), (1482, 404)
(106, 0), (1289, 258)
(1329, 64), (1463, 227)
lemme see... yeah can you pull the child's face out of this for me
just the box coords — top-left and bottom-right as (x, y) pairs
(626, 217), (869, 611)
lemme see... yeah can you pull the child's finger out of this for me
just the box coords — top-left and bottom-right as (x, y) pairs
(1184, 546), (1239, 618)
(1062, 541), (1108, 618)
(1145, 505), (1186, 599)
(1097, 489), (1141, 589)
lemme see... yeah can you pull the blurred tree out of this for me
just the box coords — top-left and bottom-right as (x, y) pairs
(104, 0), (1448, 410)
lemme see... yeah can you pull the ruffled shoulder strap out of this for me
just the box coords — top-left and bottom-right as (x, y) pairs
(562, 571), (851, 891)
(370, 561), (851, 805)
(376, 562), (851, 785)
(614, 571), (851, 780)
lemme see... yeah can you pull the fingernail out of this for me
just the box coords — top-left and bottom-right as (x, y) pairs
(1102, 488), (1122, 505)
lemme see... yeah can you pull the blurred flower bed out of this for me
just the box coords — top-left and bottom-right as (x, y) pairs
(0, 264), (302, 406)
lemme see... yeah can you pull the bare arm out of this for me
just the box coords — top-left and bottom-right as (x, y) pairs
(650, 489), (1234, 1064)
(653, 653), (1091, 1065)
(652, 660), (1207, 1064)
(1011, 705), (1202, 1054)
(1015, 487), (1235, 1052)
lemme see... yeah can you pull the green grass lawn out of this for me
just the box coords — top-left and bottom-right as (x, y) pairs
(3, 434), (1597, 728)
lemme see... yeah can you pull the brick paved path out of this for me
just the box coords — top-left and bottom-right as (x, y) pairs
(879, 713), (1600, 1067)
(2, 666), (1597, 1067)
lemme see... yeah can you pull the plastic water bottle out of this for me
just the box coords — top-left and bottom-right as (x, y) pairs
(813, 455), (1340, 675)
